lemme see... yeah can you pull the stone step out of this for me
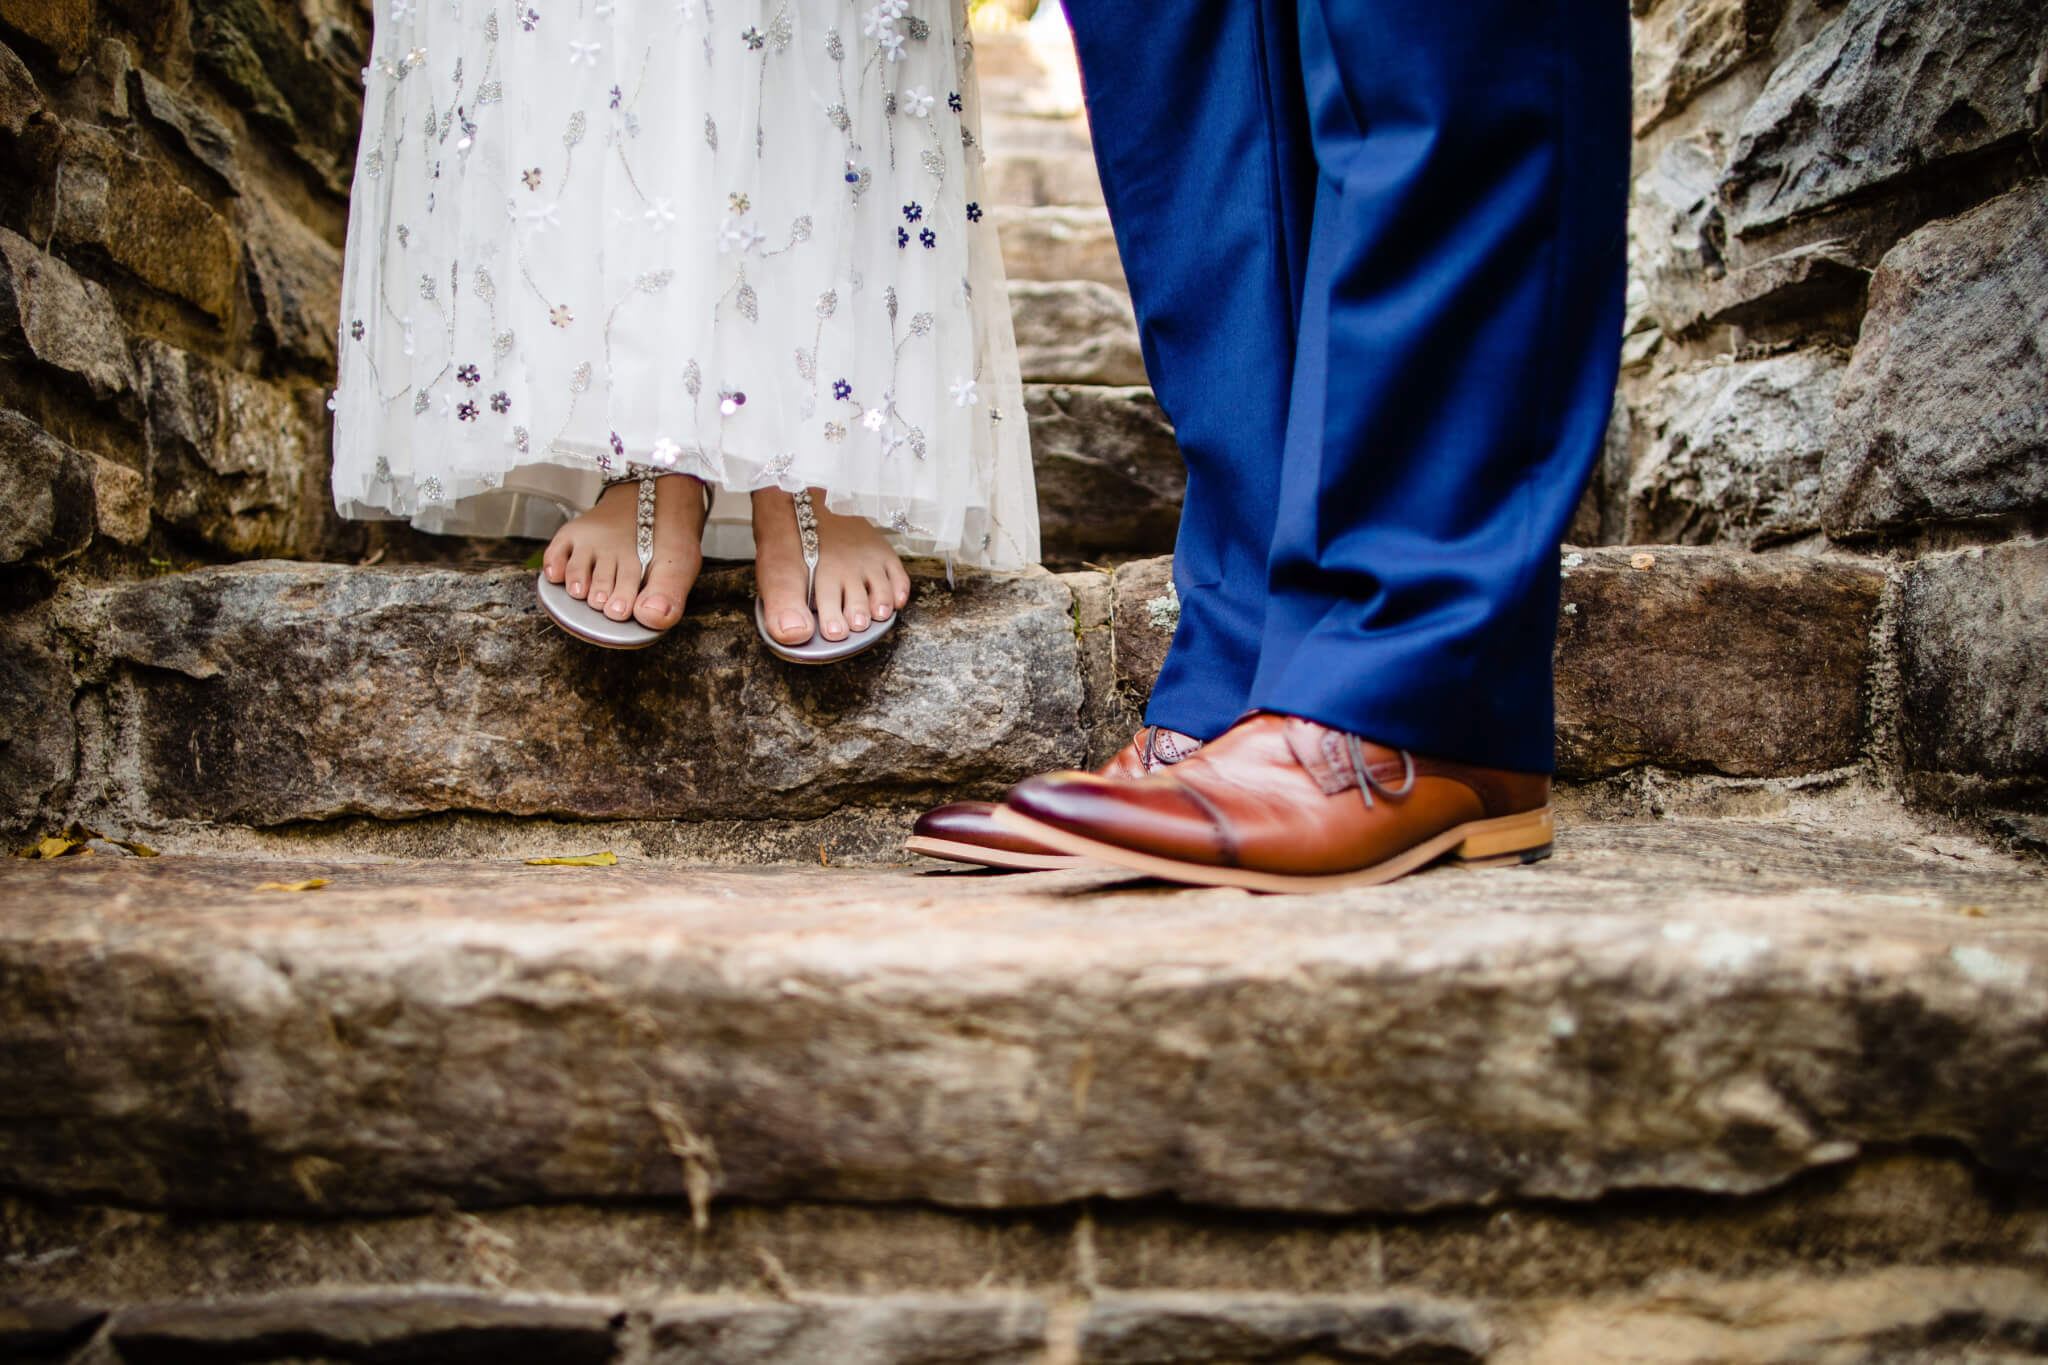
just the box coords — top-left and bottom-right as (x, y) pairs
(1025, 384), (1182, 564)
(983, 145), (1107, 209)
(1009, 279), (1143, 386)
(2, 822), (2043, 1226)
(10, 1271), (2048, 1365)
(996, 205), (1127, 291)
(0, 548), (1887, 856)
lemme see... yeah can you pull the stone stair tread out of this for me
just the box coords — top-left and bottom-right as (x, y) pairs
(982, 146), (1106, 209)
(995, 205), (1127, 291)
(4, 819), (2042, 1221)
(3, 548), (1891, 848)
(1009, 279), (1143, 386)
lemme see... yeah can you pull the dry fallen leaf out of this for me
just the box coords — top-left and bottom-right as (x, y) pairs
(524, 852), (617, 867)
(14, 824), (160, 859)
(14, 834), (85, 859)
(255, 878), (331, 892)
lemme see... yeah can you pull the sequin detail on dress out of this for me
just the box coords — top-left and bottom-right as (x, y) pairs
(331, 0), (1036, 570)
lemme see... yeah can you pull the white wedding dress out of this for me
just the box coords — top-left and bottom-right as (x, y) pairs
(331, 0), (1038, 570)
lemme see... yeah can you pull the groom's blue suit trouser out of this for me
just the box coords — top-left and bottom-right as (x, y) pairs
(1064, 0), (1629, 774)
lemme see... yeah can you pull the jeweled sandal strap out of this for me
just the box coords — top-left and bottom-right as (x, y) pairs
(599, 464), (667, 591)
(634, 471), (657, 583)
(793, 488), (821, 607)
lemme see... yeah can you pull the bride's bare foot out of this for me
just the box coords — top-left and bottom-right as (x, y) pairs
(752, 487), (912, 645)
(541, 475), (708, 631)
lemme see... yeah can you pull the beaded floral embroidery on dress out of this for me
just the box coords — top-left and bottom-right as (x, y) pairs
(331, 0), (1036, 569)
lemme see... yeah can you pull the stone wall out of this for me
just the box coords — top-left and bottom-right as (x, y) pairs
(2, 0), (2044, 849)
(0, 0), (389, 575)
(1613, 0), (2048, 847)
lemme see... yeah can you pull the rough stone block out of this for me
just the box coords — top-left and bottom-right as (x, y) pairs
(49, 126), (237, 321)
(0, 35), (46, 139)
(238, 192), (341, 371)
(982, 149), (1105, 208)
(1519, 1267), (2048, 1365)
(89, 450), (148, 544)
(0, 602), (76, 830)
(111, 1290), (621, 1365)
(1721, 0), (2047, 238)
(1112, 548), (1879, 780)
(650, 1297), (1046, 1365)
(1110, 554), (1176, 712)
(100, 0), (181, 57)
(2, 823), (2044, 1217)
(1556, 546), (1880, 778)
(1632, 0), (1779, 136)
(138, 340), (312, 558)
(1010, 280), (1145, 386)
(191, 8), (293, 134)
(1057, 567), (1140, 767)
(0, 409), (97, 563)
(1629, 136), (1726, 339)
(995, 204), (1127, 290)
(1823, 182), (2048, 538)
(74, 561), (1085, 825)
(1556, 548), (1875, 777)
(1625, 350), (1844, 548)
(1079, 1294), (1490, 1365)
(1897, 540), (2048, 786)
(0, 0), (92, 71)
(1026, 385), (1183, 563)
(0, 1303), (105, 1361)
(190, 0), (363, 192)
(92, 35), (130, 120)
(0, 224), (139, 401)
(1568, 389), (1633, 547)
(1697, 241), (1868, 334)
(131, 66), (242, 193)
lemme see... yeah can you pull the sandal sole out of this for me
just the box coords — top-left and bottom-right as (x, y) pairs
(537, 572), (666, 649)
(755, 597), (897, 664)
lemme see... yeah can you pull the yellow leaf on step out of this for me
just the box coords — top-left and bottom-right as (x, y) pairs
(255, 878), (331, 892)
(524, 852), (618, 866)
(13, 835), (86, 859)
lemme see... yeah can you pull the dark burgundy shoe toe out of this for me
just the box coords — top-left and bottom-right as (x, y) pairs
(1004, 772), (1233, 866)
(905, 800), (1092, 870)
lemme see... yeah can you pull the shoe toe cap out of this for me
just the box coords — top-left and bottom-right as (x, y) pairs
(1007, 773), (1232, 866)
(912, 800), (1001, 841)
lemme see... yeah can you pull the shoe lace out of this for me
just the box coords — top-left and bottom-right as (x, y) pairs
(1344, 733), (1416, 809)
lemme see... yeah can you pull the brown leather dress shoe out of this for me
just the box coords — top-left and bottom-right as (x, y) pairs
(991, 712), (1552, 891)
(905, 725), (1203, 870)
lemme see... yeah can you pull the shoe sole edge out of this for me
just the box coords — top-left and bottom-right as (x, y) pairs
(904, 835), (1094, 871)
(989, 806), (1555, 893)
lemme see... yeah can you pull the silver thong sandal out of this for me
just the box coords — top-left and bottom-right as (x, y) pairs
(537, 468), (709, 650)
(753, 488), (898, 665)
